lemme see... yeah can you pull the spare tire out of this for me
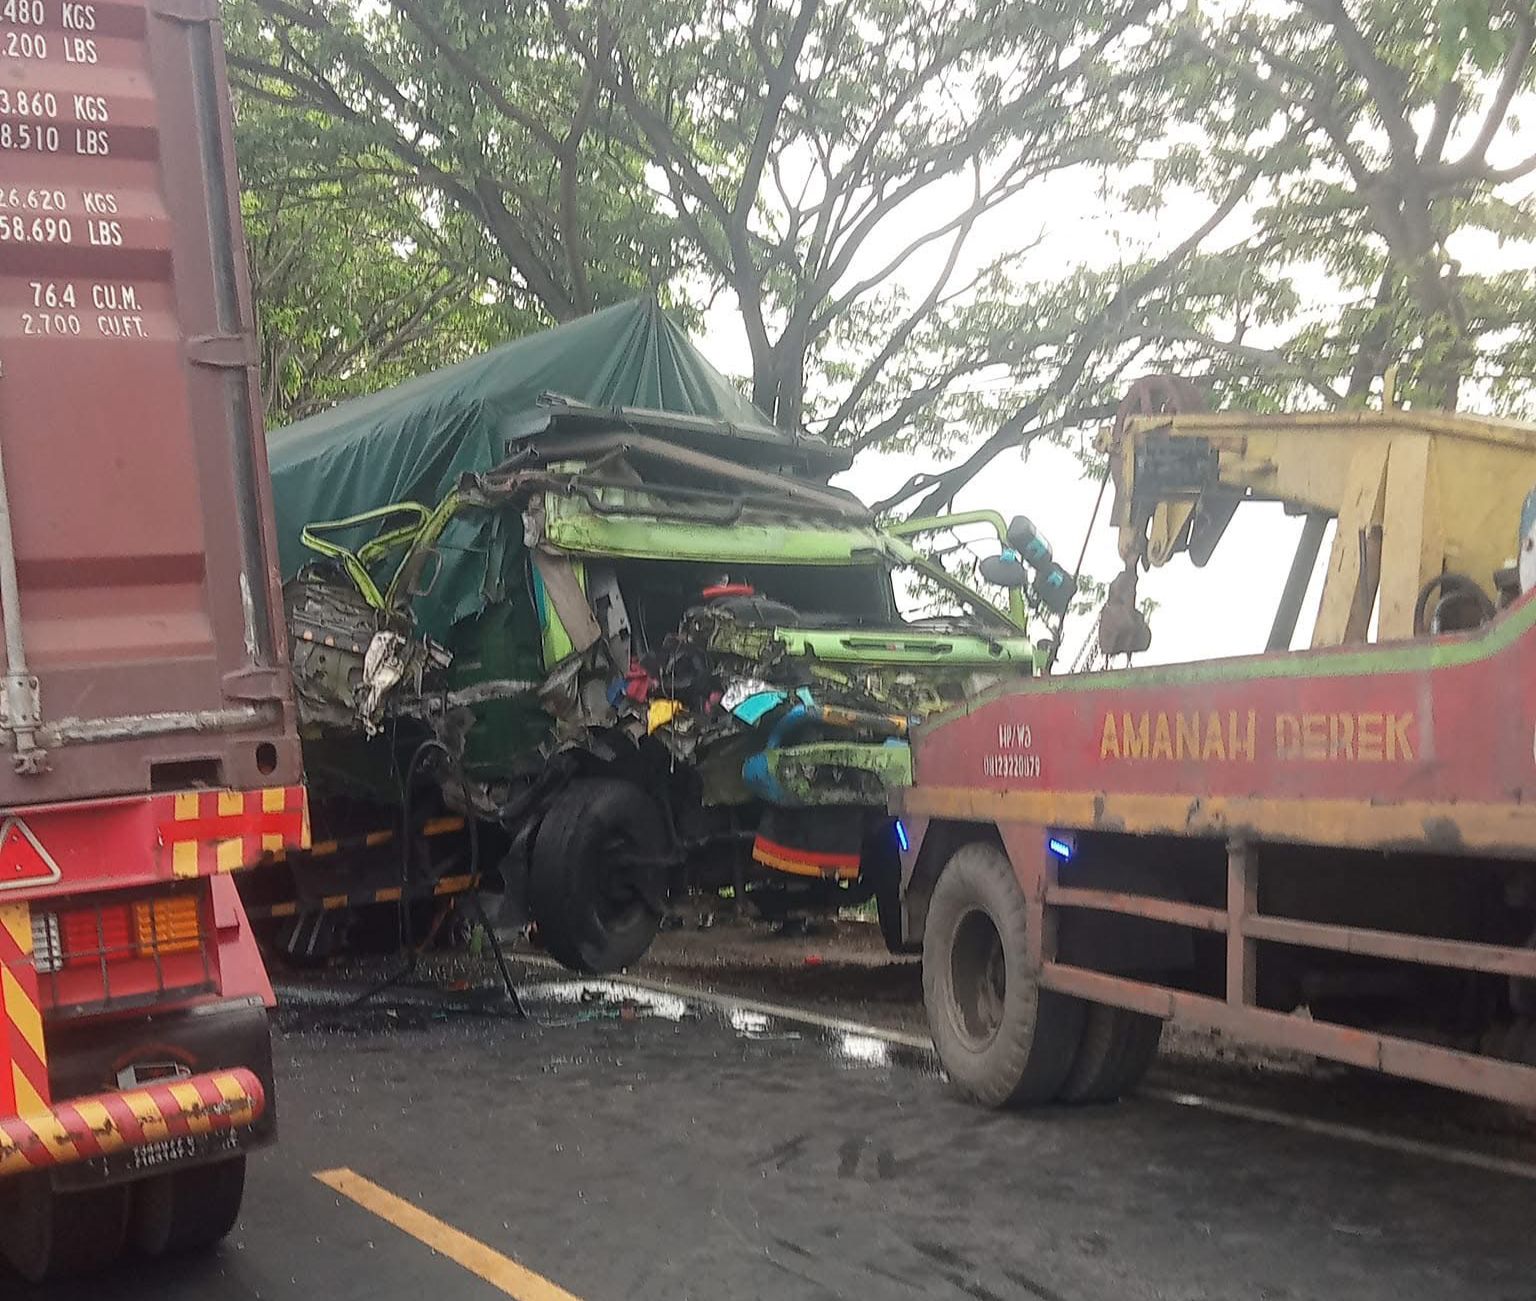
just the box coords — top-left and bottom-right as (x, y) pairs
(530, 777), (667, 973)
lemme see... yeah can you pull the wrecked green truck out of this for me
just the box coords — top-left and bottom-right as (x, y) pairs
(250, 301), (1072, 971)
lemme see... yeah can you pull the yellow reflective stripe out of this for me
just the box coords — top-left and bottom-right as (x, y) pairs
(167, 1081), (212, 1133)
(126, 1091), (170, 1141)
(212, 1073), (250, 1106)
(2, 966), (44, 1065)
(174, 792), (200, 821)
(262, 787), (286, 813)
(172, 840), (199, 878)
(12, 1066), (49, 1121)
(217, 791), (244, 817)
(71, 1098), (114, 1142)
(0, 903), (30, 955)
(216, 838), (244, 873)
(262, 833), (284, 854)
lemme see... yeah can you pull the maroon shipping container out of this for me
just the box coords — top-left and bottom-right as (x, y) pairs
(0, 0), (300, 802)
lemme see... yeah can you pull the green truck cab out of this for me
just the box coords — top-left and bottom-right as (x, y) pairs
(260, 302), (1068, 971)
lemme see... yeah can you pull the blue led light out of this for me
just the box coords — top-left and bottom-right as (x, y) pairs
(1047, 836), (1073, 860)
(894, 819), (910, 853)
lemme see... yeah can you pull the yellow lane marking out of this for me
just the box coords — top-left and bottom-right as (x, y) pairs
(314, 1168), (581, 1300)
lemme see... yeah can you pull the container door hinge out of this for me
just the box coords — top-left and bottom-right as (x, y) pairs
(187, 334), (257, 369)
(1, 674), (47, 775)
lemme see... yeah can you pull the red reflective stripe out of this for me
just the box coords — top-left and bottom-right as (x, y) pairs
(6, 1120), (54, 1168)
(50, 1102), (103, 1159)
(148, 1083), (193, 1137)
(189, 1073), (225, 1111)
(6, 1031), (47, 1104)
(751, 836), (861, 870)
(98, 1091), (145, 1147)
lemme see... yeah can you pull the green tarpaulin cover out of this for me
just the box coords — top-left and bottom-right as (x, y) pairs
(267, 299), (803, 639)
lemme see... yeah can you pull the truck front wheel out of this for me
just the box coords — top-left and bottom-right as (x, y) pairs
(530, 778), (667, 973)
(923, 842), (1085, 1107)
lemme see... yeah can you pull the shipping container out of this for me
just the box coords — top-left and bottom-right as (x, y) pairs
(0, 0), (300, 803)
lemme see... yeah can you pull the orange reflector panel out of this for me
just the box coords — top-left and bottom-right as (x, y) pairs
(133, 896), (201, 956)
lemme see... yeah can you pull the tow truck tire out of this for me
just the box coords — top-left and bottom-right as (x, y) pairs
(130, 1155), (247, 1257)
(0, 1176), (129, 1283)
(923, 842), (1085, 1107)
(1057, 1003), (1164, 1103)
(530, 777), (667, 973)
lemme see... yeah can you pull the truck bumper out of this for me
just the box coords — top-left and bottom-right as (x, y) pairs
(28, 996), (275, 1188)
(0, 1066), (265, 1181)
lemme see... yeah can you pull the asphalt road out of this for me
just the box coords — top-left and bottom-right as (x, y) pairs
(17, 969), (1531, 1301)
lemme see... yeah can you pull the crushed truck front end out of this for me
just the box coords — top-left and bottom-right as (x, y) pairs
(271, 405), (1056, 967)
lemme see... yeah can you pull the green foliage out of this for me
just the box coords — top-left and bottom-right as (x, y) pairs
(1158, 0), (1536, 414)
(236, 89), (530, 425)
(225, 0), (687, 324)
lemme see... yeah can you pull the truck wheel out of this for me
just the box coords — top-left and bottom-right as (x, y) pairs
(131, 1155), (247, 1257)
(1057, 1003), (1164, 1103)
(530, 778), (667, 973)
(923, 842), (1085, 1107)
(0, 1176), (129, 1283)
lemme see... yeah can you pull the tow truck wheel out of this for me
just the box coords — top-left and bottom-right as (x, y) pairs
(0, 1175), (130, 1283)
(923, 842), (1085, 1107)
(131, 1155), (247, 1257)
(1057, 1003), (1164, 1104)
(530, 777), (667, 973)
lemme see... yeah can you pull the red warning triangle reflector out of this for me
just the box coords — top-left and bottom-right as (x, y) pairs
(0, 818), (61, 892)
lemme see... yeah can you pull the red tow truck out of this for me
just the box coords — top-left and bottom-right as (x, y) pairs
(0, 0), (305, 1279)
(897, 391), (1536, 1110)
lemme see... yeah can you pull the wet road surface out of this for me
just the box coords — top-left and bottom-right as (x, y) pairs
(15, 968), (1531, 1301)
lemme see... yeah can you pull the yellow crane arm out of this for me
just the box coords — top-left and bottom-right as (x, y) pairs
(1108, 403), (1536, 647)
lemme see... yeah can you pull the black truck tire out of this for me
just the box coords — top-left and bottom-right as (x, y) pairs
(1057, 1004), (1164, 1104)
(130, 1155), (247, 1257)
(923, 842), (1085, 1107)
(0, 1177), (129, 1283)
(530, 777), (667, 973)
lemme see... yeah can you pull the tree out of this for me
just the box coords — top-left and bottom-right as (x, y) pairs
(881, 0), (1536, 513)
(1163, 0), (1536, 411)
(224, 0), (685, 329)
(236, 92), (528, 425)
(552, 0), (1174, 433)
(227, 0), (1206, 457)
